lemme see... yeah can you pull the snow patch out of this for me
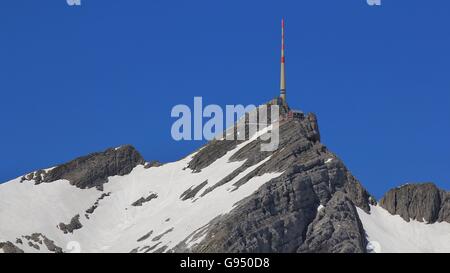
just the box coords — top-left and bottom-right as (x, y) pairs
(357, 205), (450, 253)
(44, 166), (56, 172)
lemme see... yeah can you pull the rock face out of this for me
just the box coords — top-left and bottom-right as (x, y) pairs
(1, 233), (63, 253)
(32, 145), (145, 190)
(131, 193), (158, 207)
(0, 241), (24, 253)
(191, 109), (374, 253)
(298, 192), (367, 253)
(58, 215), (83, 234)
(187, 103), (293, 173)
(85, 192), (111, 215)
(380, 183), (450, 224)
(180, 181), (208, 201)
(144, 160), (163, 169)
(23, 233), (63, 253)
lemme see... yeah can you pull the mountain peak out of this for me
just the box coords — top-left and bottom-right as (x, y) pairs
(20, 144), (145, 190)
(380, 182), (450, 224)
(1, 102), (448, 253)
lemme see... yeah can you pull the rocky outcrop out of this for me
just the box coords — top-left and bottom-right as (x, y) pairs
(152, 228), (174, 242)
(42, 236), (63, 253)
(193, 173), (320, 253)
(188, 139), (242, 173)
(192, 159), (372, 253)
(187, 102), (292, 173)
(198, 114), (326, 197)
(0, 242), (24, 253)
(180, 181), (208, 201)
(380, 183), (450, 223)
(137, 231), (153, 242)
(190, 112), (373, 253)
(22, 233), (63, 253)
(85, 192), (111, 216)
(438, 191), (450, 223)
(144, 160), (163, 169)
(20, 169), (49, 184)
(139, 242), (163, 253)
(131, 192), (158, 207)
(41, 145), (145, 190)
(58, 215), (83, 234)
(298, 192), (367, 253)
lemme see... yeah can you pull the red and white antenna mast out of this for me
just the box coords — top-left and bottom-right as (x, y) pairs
(280, 18), (286, 103)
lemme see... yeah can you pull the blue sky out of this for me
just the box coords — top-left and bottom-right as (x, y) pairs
(0, 0), (449, 198)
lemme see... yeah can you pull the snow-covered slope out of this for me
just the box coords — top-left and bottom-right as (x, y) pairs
(357, 205), (450, 253)
(0, 127), (282, 253)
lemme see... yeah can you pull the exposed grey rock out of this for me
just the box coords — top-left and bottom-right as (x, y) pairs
(85, 192), (111, 214)
(153, 245), (168, 253)
(194, 113), (373, 214)
(58, 214), (83, 234)
(26, 173), (34, 180)
(42, 145), (145, 189)
(188, 139), (241, 172)
(22, 233), (63, 253)
(188, 107), (373, 253)
(131, 192), (158, 207)
(180, 180), (208, 201)
(144, 160), (163, 169)
(187, 102), (290, 173)
(193, 173), (320, 253)
(152, 228), (174, 242)
(28, 241), (40, 250)
(28, 233), (42, 244)
(172, 224), (210, 253)
(298, 192), (367, 253)
(380, 183), (450, 223)
(130, 247), (139, 253)
(137, 231), (153, 242)
(438, 191), (450, 223)
(33, 170), (46, 184)
(198, 113), (320, 196)
(85, 206), (96, 214)
(21, 169), (50, 185)
(0, 241), (24, 253)
(42, 236), (63, 253)
(141, 242), (162, 253)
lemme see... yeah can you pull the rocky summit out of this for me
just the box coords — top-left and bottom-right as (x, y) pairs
(0, 102), (449, 253)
